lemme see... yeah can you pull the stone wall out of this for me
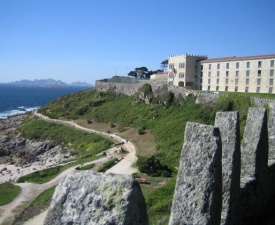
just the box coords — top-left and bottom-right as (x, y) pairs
(95, 80), (220, 105)
(171, 107), (275, 225)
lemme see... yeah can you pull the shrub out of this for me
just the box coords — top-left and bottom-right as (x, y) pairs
(136, 155), (172, 177)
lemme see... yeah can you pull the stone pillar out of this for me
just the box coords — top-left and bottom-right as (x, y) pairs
(268, 103), (275, 165)
(44, 171), (149, 225)
(215, 112), (240, 225)
(241, 107), (268, 184)
(169, 122), (222, 225)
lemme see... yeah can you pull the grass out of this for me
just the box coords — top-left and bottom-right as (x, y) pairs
(0, 183), (21, 205)
(13, 186), (56, 225)
(30, 186), (56, 206)
(17, 166), (62, 184)
(76, 163), (95, 170)
(26, 87), (273, 224)
(18, 117), (113, 161)
(16, 154), (102, 184)
(98, 158), (118, 172)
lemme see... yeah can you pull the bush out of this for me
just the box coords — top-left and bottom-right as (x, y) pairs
(138, 127), (145, 135)
(136, 155), (172, 177)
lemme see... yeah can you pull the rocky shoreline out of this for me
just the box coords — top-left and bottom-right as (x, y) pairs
(0, 114), (73, 183)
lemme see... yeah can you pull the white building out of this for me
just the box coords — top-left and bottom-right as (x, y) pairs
(168, 53), (275, 94)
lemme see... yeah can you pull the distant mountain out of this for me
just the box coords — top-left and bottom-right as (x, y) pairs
(8, 79), (93, 87)
(70, 81), (93, 87)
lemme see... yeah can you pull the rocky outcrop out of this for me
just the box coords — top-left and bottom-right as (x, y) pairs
(44, 171), (148, 225)
(0, 115), (71, 166)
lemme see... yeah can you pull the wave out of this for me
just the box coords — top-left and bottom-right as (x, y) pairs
(0, 106), (40, 119)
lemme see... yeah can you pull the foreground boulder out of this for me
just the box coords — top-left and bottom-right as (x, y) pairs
(44, 171), (148, 225)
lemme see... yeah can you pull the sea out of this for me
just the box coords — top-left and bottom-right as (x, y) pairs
(0, 85), (91, 119)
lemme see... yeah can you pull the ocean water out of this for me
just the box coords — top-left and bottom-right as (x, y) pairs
(0, 85), (90, 119)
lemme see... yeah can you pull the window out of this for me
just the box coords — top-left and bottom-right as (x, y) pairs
(245, 87), (249, 92)
(179, 72), (184, 78)
(217, 64), (220, 70)
(236, 71), (239, 77)
(246, 79), (249, 85)
(169, 63), (174, 69)
(216, 79), (219, 84)
(235, 86), (238, 92)
(257, 87), (260, 93)
(201, 65), (203, 70)
(257, 78), (261, 85)
(258, 70), (261, 76)
(246, 70), (250, 77)
(271, 70), (274, 77)
(209, 64), (211, 70)
(208, 71), (211, 77)
(179, 63), (185, 68)
(271, 60), (274, 67)
(216, 86), (219, 91)
(225, 78), (228, 85)
(217, 71), (220, 77)
(225, 86), (228, 91)
(258, 61), (262, 68)
(235, 78), (238, 85)
(269, 87), (273, 93)
(208, 79), (211, 84)
(270, 78), (273, 86)
(169, 73), (174, 79)
(208, 86), (210, 91)
(236, 62), (239, 69)
(226, 71), (229, 77)
(226, 63), (229, 69)
(247, 62), (250, 68)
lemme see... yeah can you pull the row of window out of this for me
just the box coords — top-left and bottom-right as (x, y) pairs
(208, 86), (273, 93)
(169, 62), (186, 69)
(168, 72), (185, 79)
(207, 60), (274, 70)
(208, 78), (274, 86)
(207, 69), (274, 77)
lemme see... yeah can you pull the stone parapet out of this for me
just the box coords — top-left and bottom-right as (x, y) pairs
(169, 122), (222, 225)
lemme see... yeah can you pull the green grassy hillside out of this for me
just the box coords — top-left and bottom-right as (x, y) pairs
(30, 86), (264, 224)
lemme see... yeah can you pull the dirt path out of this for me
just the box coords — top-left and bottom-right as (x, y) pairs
(0, 111), (137, 225)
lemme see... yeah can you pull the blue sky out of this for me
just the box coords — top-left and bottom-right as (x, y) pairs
(0, 0), (274, 85)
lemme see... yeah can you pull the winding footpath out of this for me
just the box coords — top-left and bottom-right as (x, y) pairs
(0, 111), (137, 225)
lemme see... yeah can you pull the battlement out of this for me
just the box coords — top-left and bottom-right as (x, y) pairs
(168, 53), (207, 58)
(170, 107), (275, 225)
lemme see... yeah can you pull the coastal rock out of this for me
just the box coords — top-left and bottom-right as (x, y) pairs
(0, 115), (72, 166)
(44, 171), (149, 225)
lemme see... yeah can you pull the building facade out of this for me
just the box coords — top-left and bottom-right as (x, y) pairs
(168, 53), (275, 94)
(168, 54), (207, 89)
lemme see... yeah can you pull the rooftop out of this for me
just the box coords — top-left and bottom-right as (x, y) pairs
(200, 54), (275, 63)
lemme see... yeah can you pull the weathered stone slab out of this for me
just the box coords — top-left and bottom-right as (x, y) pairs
(44, 171), (148, 225)
(215, 112), (240, 225)
(268, 103), (275, 164)
(241, 107), (268, 184)
(169, 122), (222, 225)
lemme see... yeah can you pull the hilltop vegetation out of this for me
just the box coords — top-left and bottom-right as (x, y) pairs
(31, 86), (260, 224)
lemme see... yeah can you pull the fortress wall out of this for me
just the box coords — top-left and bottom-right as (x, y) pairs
(169, 122), (222, 225)
(173, 107), (275, 225)
(215, 112), (240, 225)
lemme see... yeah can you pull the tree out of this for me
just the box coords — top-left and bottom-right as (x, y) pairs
(135, 67), (149, 78)
(128, 71), (137, 78)
(161, 60), (168, 72)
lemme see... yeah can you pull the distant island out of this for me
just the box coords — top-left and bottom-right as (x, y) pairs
(1, 79), (93, 87)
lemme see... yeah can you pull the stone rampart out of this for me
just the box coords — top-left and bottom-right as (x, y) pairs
(171, 107), (275, 225)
